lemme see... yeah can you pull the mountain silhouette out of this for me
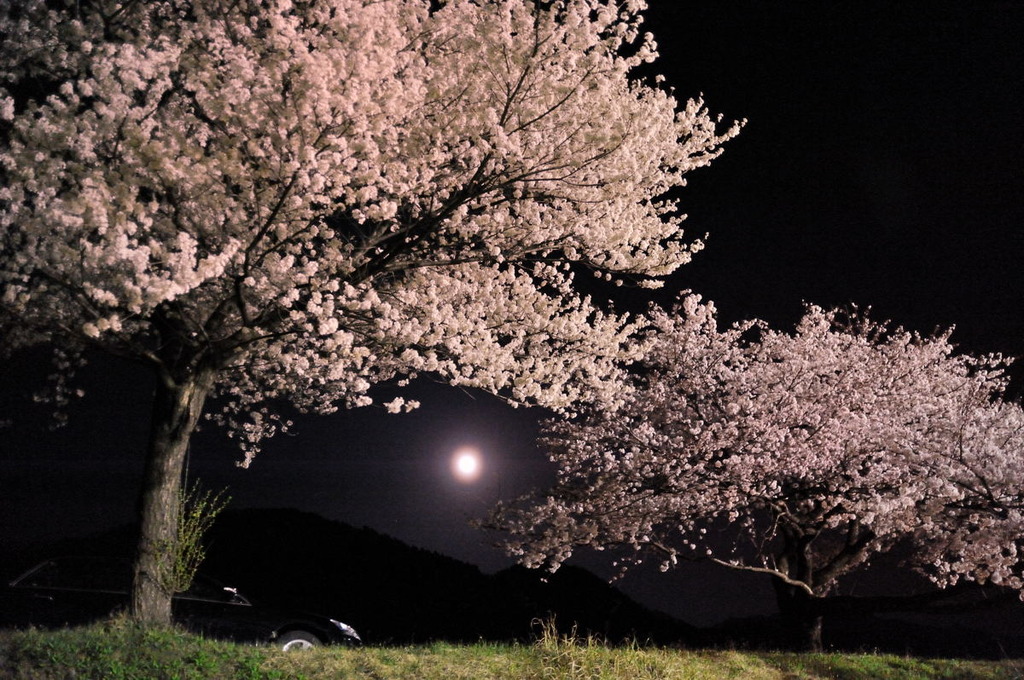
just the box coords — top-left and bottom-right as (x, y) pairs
(2, 508), (695, 644)
(199, 508), (696, 644)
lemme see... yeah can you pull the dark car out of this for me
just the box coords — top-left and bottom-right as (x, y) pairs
(0, 556), (361, 650)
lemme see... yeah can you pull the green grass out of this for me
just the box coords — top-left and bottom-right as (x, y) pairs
(1, 619), (1021, 680)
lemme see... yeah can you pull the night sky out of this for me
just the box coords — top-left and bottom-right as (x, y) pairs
(1, 0), (1022, 627)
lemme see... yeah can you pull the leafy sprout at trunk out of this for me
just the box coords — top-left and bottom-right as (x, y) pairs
(170, 480), (230, 596)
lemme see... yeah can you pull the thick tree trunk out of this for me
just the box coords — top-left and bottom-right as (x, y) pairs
(773, 580), (824, 653)
(130, 367), (215, 625)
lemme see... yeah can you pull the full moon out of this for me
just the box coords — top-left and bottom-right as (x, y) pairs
(451, 448), (482, 483)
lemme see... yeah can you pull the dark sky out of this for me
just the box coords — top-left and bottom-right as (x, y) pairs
(1, 0), (1022, 626)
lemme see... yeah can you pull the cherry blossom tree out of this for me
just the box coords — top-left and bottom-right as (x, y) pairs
(492, 296), (1024, 650)
(0, 0), (741, 624)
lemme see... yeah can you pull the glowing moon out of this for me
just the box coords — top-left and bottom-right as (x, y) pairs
(451, 448), (482, 483)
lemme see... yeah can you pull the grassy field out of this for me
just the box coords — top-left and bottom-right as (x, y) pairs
(1, 619), (1021, 680)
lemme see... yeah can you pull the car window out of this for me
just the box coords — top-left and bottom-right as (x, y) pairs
(181, 573), (223, 600)
(14, 557), (131, 593)
(178, 573), (247, 604)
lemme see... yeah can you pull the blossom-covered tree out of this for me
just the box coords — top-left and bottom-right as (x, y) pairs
(492, 296), (1024, 650)
(0, 0), (740, 624)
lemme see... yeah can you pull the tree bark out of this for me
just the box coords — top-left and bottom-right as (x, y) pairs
(130, 366), (215, 625)
(773, 579), (824, 652)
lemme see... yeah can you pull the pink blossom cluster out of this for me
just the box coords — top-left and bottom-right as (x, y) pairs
(495, 295), (1024, 597)
(0, 0), (739, 462)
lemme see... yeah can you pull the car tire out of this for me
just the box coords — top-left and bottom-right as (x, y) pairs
(277, 630), (320, 651)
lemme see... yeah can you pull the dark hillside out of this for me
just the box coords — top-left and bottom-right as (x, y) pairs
(200, 509), (696, 644)
(1, 508), (694, 644)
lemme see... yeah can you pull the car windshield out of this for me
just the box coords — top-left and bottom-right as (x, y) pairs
(11, 558), (247, 603)
(13, 557), (131, 593)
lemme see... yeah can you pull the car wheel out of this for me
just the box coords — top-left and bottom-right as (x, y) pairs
(277, 630), (320, 651)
